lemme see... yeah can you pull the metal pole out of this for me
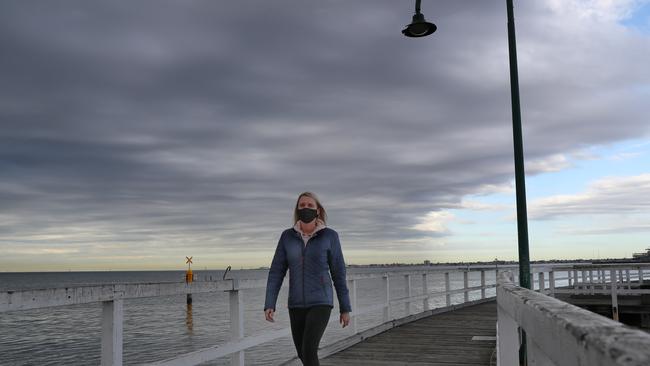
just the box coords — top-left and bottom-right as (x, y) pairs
(506, 1), (530, 365)
(506, 0), (530, 291)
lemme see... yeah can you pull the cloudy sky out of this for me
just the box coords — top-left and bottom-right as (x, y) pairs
(1, 0), (650, 271)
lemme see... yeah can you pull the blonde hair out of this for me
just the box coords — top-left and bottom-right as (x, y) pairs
(293, 191), (327, 224)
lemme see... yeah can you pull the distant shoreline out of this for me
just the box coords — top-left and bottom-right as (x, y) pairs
(1, 257), (645, 273)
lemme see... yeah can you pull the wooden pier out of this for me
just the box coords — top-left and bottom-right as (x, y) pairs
(319, 301), (496, 366)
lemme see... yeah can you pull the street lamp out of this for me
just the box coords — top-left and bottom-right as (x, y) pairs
(401, 0), (531, 290)
(402, 1), (531, 362)
(402, 0), (437, 37)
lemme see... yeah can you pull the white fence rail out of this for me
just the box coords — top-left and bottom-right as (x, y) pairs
(496, 269), (650, 366)
(6, 263), (646, 365)
(1, 268), (498, 366)
(517, 263), (650, 322)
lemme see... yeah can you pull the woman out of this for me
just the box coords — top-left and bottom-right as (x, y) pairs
(264, 192), (351, 366)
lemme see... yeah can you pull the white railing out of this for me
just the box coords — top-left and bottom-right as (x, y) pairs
(0, 268), (498, 366)
(515, 263), (650, 322)
(496, 269), (650, 366)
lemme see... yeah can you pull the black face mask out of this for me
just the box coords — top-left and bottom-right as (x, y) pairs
(297, 208), (318, 223)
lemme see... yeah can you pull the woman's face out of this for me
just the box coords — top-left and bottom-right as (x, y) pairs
(298, 196), (318, 212)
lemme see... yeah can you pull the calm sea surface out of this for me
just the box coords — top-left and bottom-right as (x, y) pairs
(0, 266), (519, 365)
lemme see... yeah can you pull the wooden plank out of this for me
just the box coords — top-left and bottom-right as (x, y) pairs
(321, 301), (496, 365)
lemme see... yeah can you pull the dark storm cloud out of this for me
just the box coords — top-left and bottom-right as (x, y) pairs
(1, 0), (649, 265)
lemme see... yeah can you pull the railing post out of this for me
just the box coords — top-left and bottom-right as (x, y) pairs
(383, 274), (390, 323)
(573, 270), (579, 294)
(626, 270), (631, 289)
(538, 272), (545, 294)
(228, 279), (244, 366)
(404, 274), (412, 316)
(481, 270), (486, 299)
(640, 268), (644, 285)
(589, 270), (594, 295)
(610, 269), (619, 322)
(347, 278), (358, 334)
(463, 270), (469, 303)
(548, 271), (555, 297)
(422, 273), (430, 311)
(568, 270), (572, 286)
(618, 269), (623, 288)
(101, 299), (123, 366)
(444, 272), (451, 307)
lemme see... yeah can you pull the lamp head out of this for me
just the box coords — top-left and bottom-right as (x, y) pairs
(402, 13), (437, 37)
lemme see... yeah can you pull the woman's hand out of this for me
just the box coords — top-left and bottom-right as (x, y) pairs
(340, 312), (350, 328)
(264, 308), (275, 322)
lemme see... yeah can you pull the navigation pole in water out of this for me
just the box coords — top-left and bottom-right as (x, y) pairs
(185, 256), (194, 305)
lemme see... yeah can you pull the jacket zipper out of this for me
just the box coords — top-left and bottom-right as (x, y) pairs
(301, 243), (305, 306)
(299, 230), (319, 307)
(301, 233), (307, 306)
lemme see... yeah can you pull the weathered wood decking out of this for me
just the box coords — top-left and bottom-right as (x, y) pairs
(320, 301), (497, 366)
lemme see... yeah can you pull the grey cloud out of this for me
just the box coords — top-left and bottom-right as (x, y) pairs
(1, 0), (649, 266)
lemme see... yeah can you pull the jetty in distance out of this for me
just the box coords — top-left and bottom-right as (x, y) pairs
(3, 263), (650, 365)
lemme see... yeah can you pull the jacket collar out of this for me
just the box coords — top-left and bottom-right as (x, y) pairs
(292, 219), (326, 237)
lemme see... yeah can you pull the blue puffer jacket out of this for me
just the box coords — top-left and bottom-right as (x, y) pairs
(264, 227), (351, 313)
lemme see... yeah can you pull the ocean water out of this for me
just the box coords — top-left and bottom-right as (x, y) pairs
(0, 266), (502, 365)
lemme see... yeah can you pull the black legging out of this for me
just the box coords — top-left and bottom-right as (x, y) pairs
(289, 305), (332, 366)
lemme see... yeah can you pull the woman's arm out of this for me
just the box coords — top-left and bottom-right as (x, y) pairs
(264, 236), (288, 312)
(328, 231), (352, 314)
